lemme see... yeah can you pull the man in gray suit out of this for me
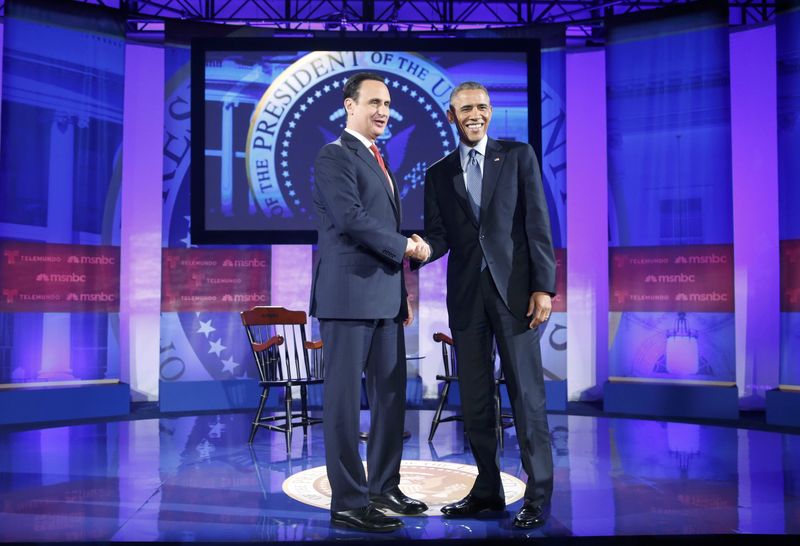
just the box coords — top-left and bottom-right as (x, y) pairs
(413, 81), (556, 529)
(310, 72), (429, 533)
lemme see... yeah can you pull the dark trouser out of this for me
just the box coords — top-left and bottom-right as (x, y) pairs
(320, 317), (407, 513)
(451, 268), (553, 506)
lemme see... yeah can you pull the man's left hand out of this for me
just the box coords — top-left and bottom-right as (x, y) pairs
(404, 295), (414, 327)
(526, 292), (552, 329)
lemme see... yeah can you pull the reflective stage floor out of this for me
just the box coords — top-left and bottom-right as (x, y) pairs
(0, 409), (798, 544)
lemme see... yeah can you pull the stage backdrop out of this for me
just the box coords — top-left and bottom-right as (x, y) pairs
(0, 0), (125, 385)
(606, 7), (736, 384)
(778, 4), (800, 390)
(159, 23), (566, 404)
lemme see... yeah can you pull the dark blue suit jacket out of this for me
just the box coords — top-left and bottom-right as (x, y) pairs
(310, 131), (409, 320)
(421, 138), (556, 329)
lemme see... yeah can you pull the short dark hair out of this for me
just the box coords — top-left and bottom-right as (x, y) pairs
(343, 72), (386, 102)
(449, 81), (490, 107)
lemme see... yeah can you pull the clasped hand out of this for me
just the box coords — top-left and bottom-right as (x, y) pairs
(405, 234), (431, 262)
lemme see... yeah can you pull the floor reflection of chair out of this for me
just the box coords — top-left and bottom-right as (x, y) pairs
(428, 332), (511, 446)
(241, 306), (324, 453)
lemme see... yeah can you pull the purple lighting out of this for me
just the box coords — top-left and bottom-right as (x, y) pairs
(730, 25), (780, 408)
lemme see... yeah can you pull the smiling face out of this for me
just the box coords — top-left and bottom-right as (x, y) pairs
(447, 88), (492, 147)
(345, 78), (391, 142)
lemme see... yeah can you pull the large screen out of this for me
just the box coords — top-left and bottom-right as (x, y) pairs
(191, 38), (541, 244)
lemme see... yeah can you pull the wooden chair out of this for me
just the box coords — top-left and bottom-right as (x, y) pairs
(427, 332), (461, 442)
(428, 332), (510, 444)
(241, 306), (324, 452)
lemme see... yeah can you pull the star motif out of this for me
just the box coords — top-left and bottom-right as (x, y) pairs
(425, 104), (432, 111)
(431, 112), (439, 119)
(285, 130), (292, 138)
(410, 90), (417, 97)
(314, 90), (322, 98)
(401, 85), (409, 92)
(281, 161), (289, 168)
(208, 421), (226, 438)
(392, 80), (400, 87)
(208, 338), (226, 357)
(418, 96), (425, 104)
(332, 80), (340, 88)
(285, 181), (293, 187)
(294, 199), (301, 205)
(443, 140), (450, 147)
(289, 121), (296, 128)
(384, 77), (391, 84)
(197, 320), (216, 338)
(283, 171), (290, 177)
(221, 356), (240, 374)
(282, 140), (290, 147)
(341, 77), (348, 85)
(294, 112), (301, 119)
(281, 150), (288, 157)
(289, 190), (296, 196)
(436, 121), (443, 128)
(323, 85), (331, 92)
(306, 96), (314, 104)
(300, 104), (307, 112)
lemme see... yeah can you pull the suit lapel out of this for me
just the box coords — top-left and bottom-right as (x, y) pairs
(342, 132), (399, 218)
(480, 138), (504, 217)
(447, 151), (479, 228)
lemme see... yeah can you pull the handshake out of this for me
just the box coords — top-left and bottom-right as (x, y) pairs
(405, 233), (431, 262)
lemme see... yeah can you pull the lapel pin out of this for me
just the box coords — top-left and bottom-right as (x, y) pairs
(493, 157), (500, 162)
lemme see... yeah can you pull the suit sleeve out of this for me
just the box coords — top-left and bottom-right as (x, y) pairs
(412, 167), (449, 270)
(520, 144), (557, 296)
(314, 144), (408, 265)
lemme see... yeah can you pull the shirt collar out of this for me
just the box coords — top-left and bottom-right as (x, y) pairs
(345, 128), (374, 150)
(459, 135), (489, 165)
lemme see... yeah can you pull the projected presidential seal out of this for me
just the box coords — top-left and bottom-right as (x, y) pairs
(282, 460), (526, 512)
(246, 51), (457, 226)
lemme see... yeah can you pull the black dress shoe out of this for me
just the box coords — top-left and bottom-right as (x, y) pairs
(513, 501), (546, 529)
(440, 494), (505, 516)
(370, 487), (428, 515)
(331, 504), (403, 532)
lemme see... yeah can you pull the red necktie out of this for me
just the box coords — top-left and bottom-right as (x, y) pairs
(369, 143), (395, 194)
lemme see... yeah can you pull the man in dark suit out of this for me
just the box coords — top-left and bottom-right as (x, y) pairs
(310, 72), (430, 533)
(414, 82), (556, 529)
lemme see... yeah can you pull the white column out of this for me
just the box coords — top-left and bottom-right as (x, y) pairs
(221, 100), (234, 216)
(566, 49), (609, 400)
(120, 43), (165, 401)
(730, 26), (779, 408)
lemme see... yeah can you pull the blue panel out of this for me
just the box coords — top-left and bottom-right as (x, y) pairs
(766, 389), (800, 428)
(159, 379), (265, 413)
(604, 381), (738, 419)
(0, 383), (129, 425)
(607, 9), (732, 247)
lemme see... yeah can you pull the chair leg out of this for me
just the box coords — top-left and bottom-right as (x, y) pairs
(300, 385), (309, 436)
(249, 386), (269, 444)
(428, 381), (451, 443)
(284, 387), (293, 453)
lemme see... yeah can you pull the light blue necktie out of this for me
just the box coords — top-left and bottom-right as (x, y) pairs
(466, 149), (482, 222)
